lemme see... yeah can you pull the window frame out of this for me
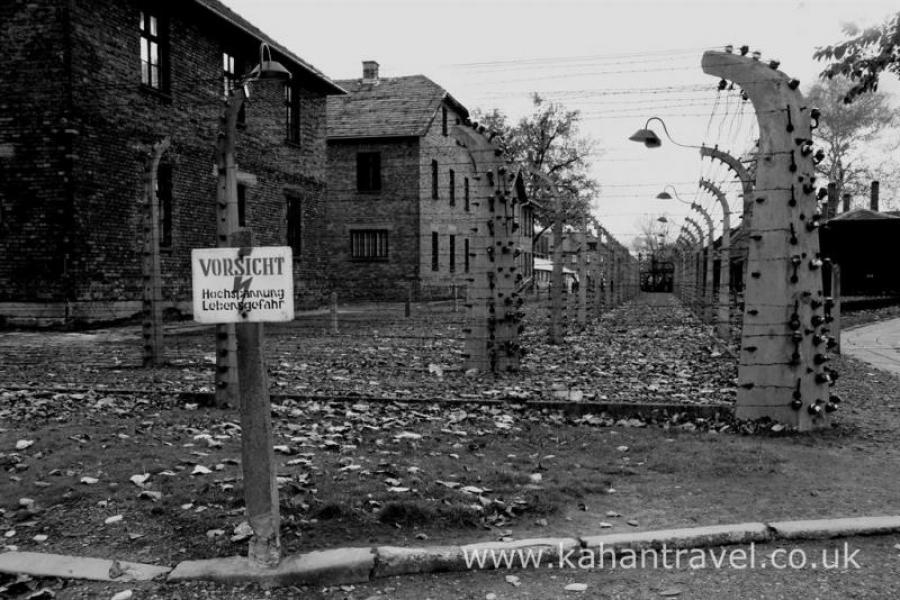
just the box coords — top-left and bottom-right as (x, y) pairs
(431, 160), (439, 200)
(350, 229), (389, 261)
(464, 177), (470, 212)
(449, 234), (456, 273)
(139, 8), (168, 93)
(356, 151), (382, 193)
(431, 231), (439, 271)
(285, 83), (301, 144)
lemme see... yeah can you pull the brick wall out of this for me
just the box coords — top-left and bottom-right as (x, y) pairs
(0, 0), (334, 324)
(0, 0), (72, 306)
(325, 137), (420, 301)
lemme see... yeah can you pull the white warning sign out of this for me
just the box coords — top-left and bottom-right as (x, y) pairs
(191, 246), (294, 323)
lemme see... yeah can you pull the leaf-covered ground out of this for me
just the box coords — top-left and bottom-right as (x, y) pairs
(2, 294), (900, 599)
(0, 294), (736, 406)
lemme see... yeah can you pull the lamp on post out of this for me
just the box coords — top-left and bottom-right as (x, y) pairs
(628, 116), (702, 149)
(215, 41), (291, 569)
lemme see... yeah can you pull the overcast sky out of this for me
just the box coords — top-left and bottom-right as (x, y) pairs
(223, 0), (899, 246)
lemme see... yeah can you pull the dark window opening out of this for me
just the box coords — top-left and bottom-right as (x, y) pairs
(464, 238), (470, 273)
(449, 169), (455, 206)
(464, 177), (470, 212)
(431, 160), (439, 200)
(237, 183), (247, 227)
(139, 9), (167, 91)
(442, 106), (448, 136)
(431, 232), (439, 271)
(356, 152), (382, 192)
(156, 164), (173, 247)
(285, 84), (300, 143)
(351, 229), (388, 260)
(223, 52), (245, 123)
(286, 194), (302, 255)
(449, 234), (456, 273)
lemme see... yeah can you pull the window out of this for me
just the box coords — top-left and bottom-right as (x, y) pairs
(139, 9), (167, 91)
(223, 52), (245, 123)
(442, 106), (448, 136)
(449, 169), (455, 206)
(350, 230), (388, 260)
(223, 52), (236, 97)
(286, 194), (302, 255)
(431, 160), (439, 199)
(449, 235), (456, 273)
(156, 164), (173, 248)
(464, 177), (470, 212)
(285, 84), (300, 143)
(464, 238), (470, 273)
(356, 152), (381, 192)
(237, 183), (247, 227)
(431, 232), (439, 271)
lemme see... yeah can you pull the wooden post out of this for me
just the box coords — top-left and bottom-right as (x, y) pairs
(330, 291), (338, 334)
(703, 50), (833, 429)
(214, 90), (244, 409)
(831, 264), (842, 354)
(140, 137), (170, 367)
(230, 228), (280, 567)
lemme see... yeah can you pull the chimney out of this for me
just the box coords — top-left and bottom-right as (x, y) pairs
(870, 180), (880, 212)
(842, 193), (851, 213)
(362, 60), (379, 84)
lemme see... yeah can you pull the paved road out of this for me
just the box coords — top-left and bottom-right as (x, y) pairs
(843, 317), (900, 375)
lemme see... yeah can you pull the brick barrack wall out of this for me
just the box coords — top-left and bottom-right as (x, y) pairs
(0, 0), (335, 324)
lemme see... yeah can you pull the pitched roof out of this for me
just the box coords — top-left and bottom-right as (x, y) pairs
(193, 0), (345, 95)
(828, 207), (900, 222)
(327, 75), (467, 139)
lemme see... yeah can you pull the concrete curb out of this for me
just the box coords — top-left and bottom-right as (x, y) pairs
(4, 516), (900, 587)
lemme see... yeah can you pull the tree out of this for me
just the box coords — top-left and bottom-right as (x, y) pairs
(814, 12), (900, 103)
(805, 77), (898, 204)
(472, 94), (599, 228)
(631, 215), (672, 258)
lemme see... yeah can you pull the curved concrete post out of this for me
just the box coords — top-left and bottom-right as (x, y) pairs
(703, 50), (831, 430)
(699, 178), (732, 340)
(690, 204), (715, 323)
(700, 145), (754, 218)
(683, 217), (704, 311)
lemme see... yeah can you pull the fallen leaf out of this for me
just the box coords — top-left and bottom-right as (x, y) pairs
(110, 591), (133, 600)
(565, 583), (588, 592)
(505, 574), (521, 587)
(104, 515), (123, 525)
(129, 473), (150, 487)
(80, 477), (99, 485)
(191, 465), (211, 476)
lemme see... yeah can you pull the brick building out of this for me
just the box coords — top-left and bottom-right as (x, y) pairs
(325, 62), (534, 300)
(0, 0), (344, 325)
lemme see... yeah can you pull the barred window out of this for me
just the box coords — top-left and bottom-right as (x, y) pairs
(350, 229), (388, 260)
(431, 232), (439, 271)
